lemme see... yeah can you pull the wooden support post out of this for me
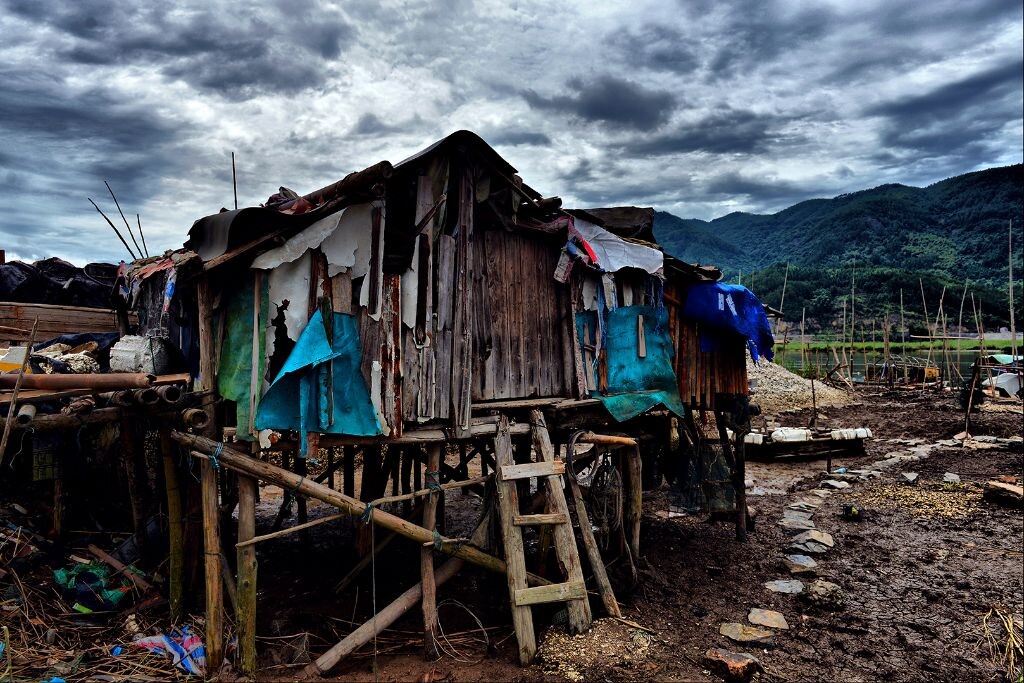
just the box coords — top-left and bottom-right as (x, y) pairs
(160, 427), (184, 622)
(623, 445), (642, 561)
(421, 445), (441, 659)
(566, 471), (620, 618)
(326, 448), (336, 490)
(401, 447), (414, 518)
(343, 445), (355, 498)
(733, 433), (748, 543)
(119, 416), (146, 556)
(201, 458), (223, 669)
(237, 474), (258, 677)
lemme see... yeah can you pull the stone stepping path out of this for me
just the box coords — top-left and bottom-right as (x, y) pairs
(720, 622), (776, 646)
(764, 579), (804, 594)
(748, 608), (789, 630)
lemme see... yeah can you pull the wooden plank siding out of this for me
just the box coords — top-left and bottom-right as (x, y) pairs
(470, 228), (568, 401)
(665, 283), (748, 409)
(0, 302), (133, 342)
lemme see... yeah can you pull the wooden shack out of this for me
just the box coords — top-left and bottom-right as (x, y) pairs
(132, 130), (768, 676)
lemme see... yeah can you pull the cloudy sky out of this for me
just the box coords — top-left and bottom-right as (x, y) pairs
(1, 0), (1021, 265)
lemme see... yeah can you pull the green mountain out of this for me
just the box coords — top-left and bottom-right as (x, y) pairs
(655, 165), (1024, 332)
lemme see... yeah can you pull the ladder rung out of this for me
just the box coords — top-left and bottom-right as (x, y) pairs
(515, 581), (587, 606)
(513, 513), (568, 526)
(500, 461), (564, 481)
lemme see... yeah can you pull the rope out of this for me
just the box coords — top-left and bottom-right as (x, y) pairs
(425, 469), (442, 492)
(434, 599), (489, 664)
(360, 502), (375, 525)
(208, 443), (223, 471)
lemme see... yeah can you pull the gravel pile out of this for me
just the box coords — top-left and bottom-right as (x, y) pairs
(748, 357), (849, 414)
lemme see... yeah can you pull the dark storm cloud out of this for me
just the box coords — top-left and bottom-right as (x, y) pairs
(611, 25), (701, 75)
(867, 59), (1023, 163)
(706, 4), (836, 81)
(487, 131), (552, 147)
(523, 76), (677, 131)
(704, 172), (823, 205)
(8, 0), (354, 99)
(350, 113), (409, 136)
(618, 109), (786, 156)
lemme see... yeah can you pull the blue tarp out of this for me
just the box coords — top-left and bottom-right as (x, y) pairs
(682, 283), (774, 362)
(577, 305), (687, 422)
(255, 310), (381, 454)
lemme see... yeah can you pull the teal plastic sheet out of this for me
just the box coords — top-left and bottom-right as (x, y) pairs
(255, 310), (381, 454)
(576, 305), (686, 422)
(217, 277), (269, 441)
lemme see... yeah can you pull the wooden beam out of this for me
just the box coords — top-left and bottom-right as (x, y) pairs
(201, 459), (223, 668)
(514, 581), (586, 607)
(421, 445), (441, 659)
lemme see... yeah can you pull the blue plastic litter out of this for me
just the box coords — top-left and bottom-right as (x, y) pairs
(834, 467), (848, 474)
(111, 645), (124, 656)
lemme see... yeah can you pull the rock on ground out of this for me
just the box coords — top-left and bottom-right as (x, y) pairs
(805, 579), (845, 611)
(704, 648), (763, 682)
(748, 608), (789, 630)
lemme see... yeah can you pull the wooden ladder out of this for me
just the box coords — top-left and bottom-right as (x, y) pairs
(493, 412), (592, 665)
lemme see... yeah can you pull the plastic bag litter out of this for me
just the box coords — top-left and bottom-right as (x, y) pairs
(134, 626), (206, 675)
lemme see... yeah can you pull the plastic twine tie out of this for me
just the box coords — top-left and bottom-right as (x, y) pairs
(425, 469), (442, 492)
(360, 501), (375, 525)
(209, 443), (223, 471)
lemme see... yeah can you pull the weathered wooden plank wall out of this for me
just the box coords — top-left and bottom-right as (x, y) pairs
(470, 229), (568, 401)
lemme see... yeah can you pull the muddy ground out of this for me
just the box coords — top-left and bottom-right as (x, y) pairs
(2, 390), (1020, 682)
(246, 390), (1022, 682)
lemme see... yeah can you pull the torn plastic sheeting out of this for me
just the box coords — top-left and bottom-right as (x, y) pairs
(570, 218), (664, 274)
(682, 282), (775, 363)
(217, 276), (269, 441)
(255, 309), (382, 454)
(250, 209), (349, 270)
(321, 203), (374, 278)
(266, 250), (312, 354)
(577, 305), (686, 421)
(400, 238), (418, 329)
(134, 626), (205, 676)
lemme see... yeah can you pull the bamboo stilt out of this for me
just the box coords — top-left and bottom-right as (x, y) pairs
(160, 427), (184, 622)
(237, 474), (258, 676)
(201, 458), (223, 669)
(421, 445), (441, 659)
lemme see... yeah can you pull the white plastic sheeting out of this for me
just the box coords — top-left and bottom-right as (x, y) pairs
(571, 218), (664, 274)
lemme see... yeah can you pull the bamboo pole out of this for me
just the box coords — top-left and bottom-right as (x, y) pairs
(302, 506), (494, 678)
(900, 288), (908, 383)
(236, 474), (257, 676)
(957, 282), (969, 380)
(201, 458), (223, 668)
(1010, 220), (1018, 359)
(0, 317), (38, 459)
(800, 307), (807, 372)
(104, 180), (143, 259)
(160, 427), (184, 622)
(421, 445), (441, 659)
(172, 431), (545, 582)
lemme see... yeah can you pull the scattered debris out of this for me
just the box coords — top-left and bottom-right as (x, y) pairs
(943, 473), (962, 485)
(747, 357), (849, 413)
(748, 608), (789, 630)
(860, 482), (983, 518)
(537, 619), (655, 682)
(821, 479), (852, 490)
(901, 472), (919, 485)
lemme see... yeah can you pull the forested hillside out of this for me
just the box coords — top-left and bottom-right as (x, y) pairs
(655, 165), (1023, 331)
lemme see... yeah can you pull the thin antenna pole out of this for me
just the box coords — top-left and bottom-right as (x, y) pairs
(104, 181), (143, 258)
(137, 214), (149, 258)
(232, 152), (239, 211)
(900, 288), (907, 383)
(1009, 219), (1017, 359)
(777, 262), (790, 338)
(88, 198), (137, 259)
